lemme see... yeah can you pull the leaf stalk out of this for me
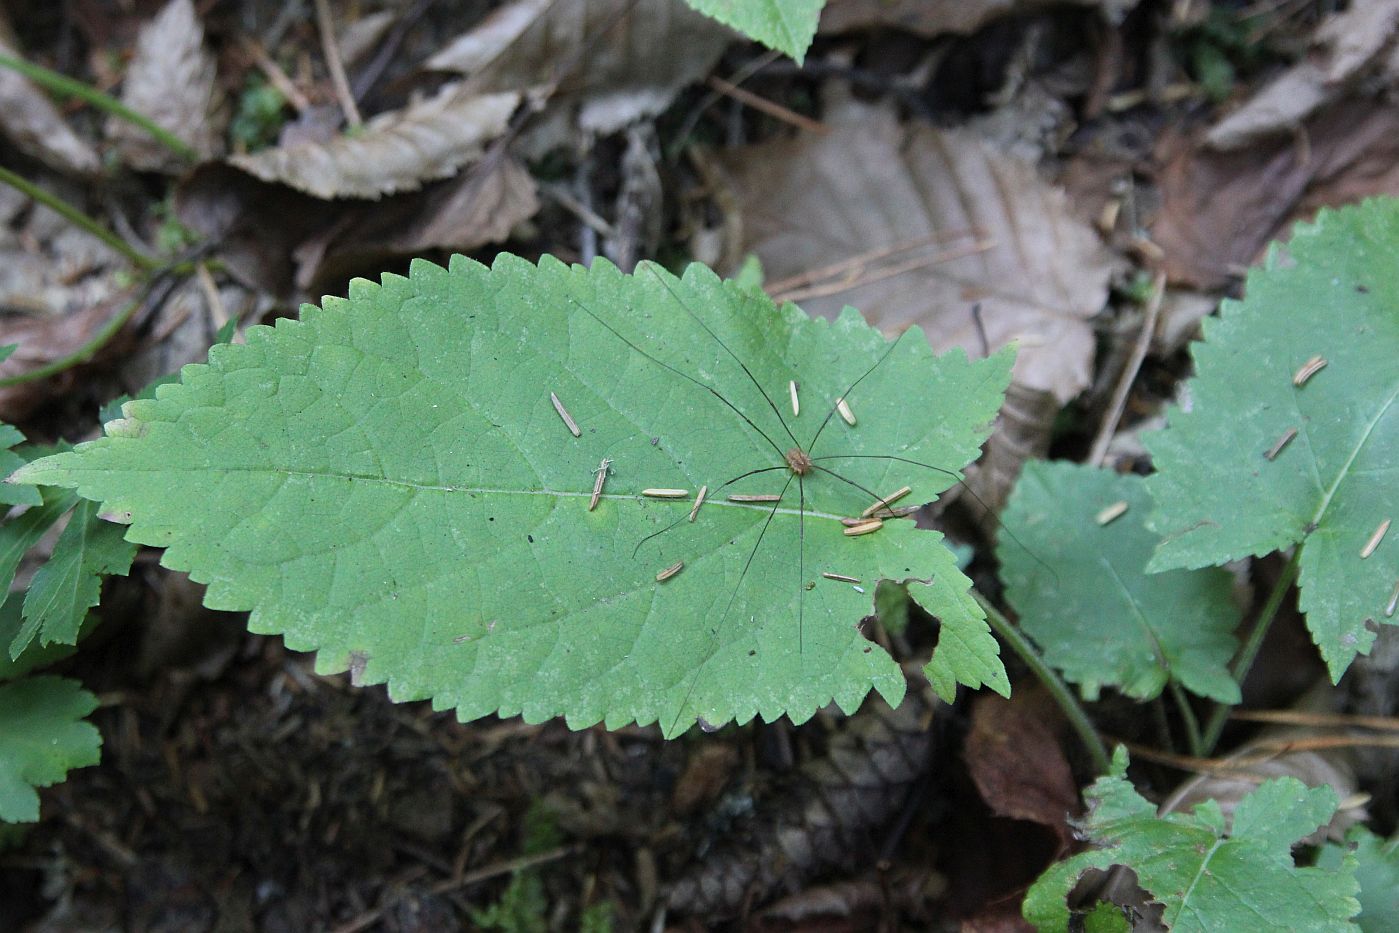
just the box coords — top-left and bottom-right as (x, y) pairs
(0, 51), (198, 162)
(0, 166), (160, 271)
(976, 592), (1113, 774)
(1200, 548), (1303, 753)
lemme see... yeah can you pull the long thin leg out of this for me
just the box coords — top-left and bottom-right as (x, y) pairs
(642, 264), (802, 451)
(814, 453), (1058, 583)
(568, 295), (788, 461)
(666, 471), (797, 736)
(804, 329), (910, 455)
(632, 464), (788, 557)
(798, 471), (806, 653)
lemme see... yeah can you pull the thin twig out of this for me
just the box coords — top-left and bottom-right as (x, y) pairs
(539, 182), (616, 237)
(773, 239), (996, 305)
(0, 165), (159, 270)
(313, 0), (364, 128)
(238, 36), (311, 112)
(1089, 272), (1164, 467)
(0, 51), (197, 161)
(705, 74), (828, 133)
(764, 230), (978, 295)
(1118, 733), (1399, 776)
(1230, 709), (1399, 731)
(330, 845), (576, 933)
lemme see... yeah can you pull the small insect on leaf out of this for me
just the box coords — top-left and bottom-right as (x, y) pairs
(836, 396), (857, 426)
(1095, 500), (1129, 526)
(589, 458), (612, 511)
(1264, 427), (1298, 461)
(656, 560), (684, 582)
(789, 380), (800, 417)
(550, 391), (582, 437)
(821, 572), (861, 584)
(728, 493), (782, 503)
(688, 485), (708, 522)
(1360, 519), (1390, 560)
(860, 485), (911, 518)
(843, 518), (884, 537)
(1292, 355), (1327, 387)
(642, 488), (689, 499)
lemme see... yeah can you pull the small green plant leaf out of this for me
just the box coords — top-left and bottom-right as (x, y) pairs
(0, 486), (80, 615)
(11, 256), (1011, 735)
(682, 0), (823, 64)
(1001, 461), (1240, 703)
(0, 425), (41, 508)
(0, 675), (101, 822)
(0, 599), (93, 681)
(1319, 827), (1399, 932)
(10, 499), (135, 657)
(1144, 199), (1399, 678)
(1024, 747), (1359, 931)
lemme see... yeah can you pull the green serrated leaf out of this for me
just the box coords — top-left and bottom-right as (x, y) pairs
(1001, 461), (1240, 703)
(1319, 827), (1399, 932)
(11, 499), (135, 657)
(0, 423), (42, 508)
(0, 487), (81, 632)
(1144, 199), (1399, 679)
(682, 0), (823, 64)
(1024, 747), (1359, 932)
(0, 599), (94, 681)
(12, 256), (1012, 735)
(0, 675), (101, 822)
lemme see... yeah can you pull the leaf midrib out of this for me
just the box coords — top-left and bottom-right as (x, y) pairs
(71, 462), (855, 523)
(1306, 378), (1399, 532)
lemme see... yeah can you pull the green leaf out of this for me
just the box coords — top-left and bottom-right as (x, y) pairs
(12, 256), (1012, 735)
(0, 599), (93, 681)
(0, 675), (101, 822)
(1024, 747), (1359, 932)
(98, 315), (240, 425)
(0, 486), (80, 612)
(682, 0), (823, 64)
(11, 499), (135, 657)
(1319, 827), (1399, 932)
(1145, 199), (1399, 679)
(0, 424), (42, 508)
(1001, 461), (1240, 703)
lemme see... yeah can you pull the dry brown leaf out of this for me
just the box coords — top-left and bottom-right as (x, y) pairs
(106, 0), (220, 171)
(297, 156), (542, 293)
(174, 163), (336, 297)
(820, 0), (1139, 37)
(964, 688), (1077, 847)
(228, 85), (521, 200)
(1206, 0), (1399, 151)
(0, 291), (142, 422)
(965, 382), (1058, 517)
(387, 155), (540, 252)
(716, 100), (1109, 405)
(0, 23), (100, 175)
(1152, 100), (1399, 290)
(426, 0), (734, 135)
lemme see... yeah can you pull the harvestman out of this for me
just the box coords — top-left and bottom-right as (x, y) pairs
(565, 264), (1026, 733)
